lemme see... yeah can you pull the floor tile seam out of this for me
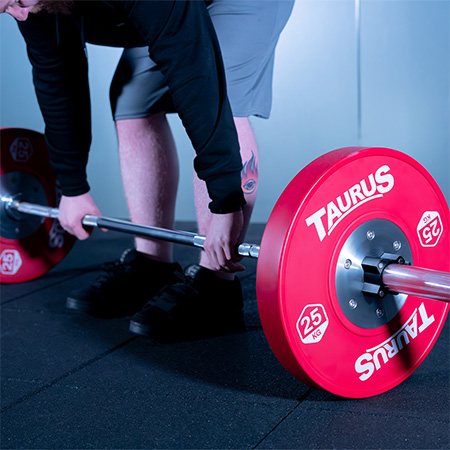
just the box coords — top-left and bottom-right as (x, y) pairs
(293, 405), (450, 425)
(1, 306), (78, 316)
(0, 267), (101, 306)
(252, 388), (315, 449)
(0, 335), (140, 414)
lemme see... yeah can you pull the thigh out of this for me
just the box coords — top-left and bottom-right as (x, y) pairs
(208, 0), (294, 118)
(110, 47), (175, 121)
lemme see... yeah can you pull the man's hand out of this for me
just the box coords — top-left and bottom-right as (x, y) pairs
(58, 193), (103, 240)
(203, 210), (245, 272)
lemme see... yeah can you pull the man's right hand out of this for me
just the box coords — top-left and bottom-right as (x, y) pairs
(58, 193), (103, 240)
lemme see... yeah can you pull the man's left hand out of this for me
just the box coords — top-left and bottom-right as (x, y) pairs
(203, 210), (245, 272)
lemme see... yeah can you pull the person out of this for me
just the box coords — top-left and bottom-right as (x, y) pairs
(3, 0), (293, 340)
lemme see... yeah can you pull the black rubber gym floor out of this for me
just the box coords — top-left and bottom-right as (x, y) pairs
(1, 223), (449, 449)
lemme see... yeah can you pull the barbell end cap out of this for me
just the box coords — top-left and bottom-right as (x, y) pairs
(1, 194), (14, 207)
(1, 195), (22, 220)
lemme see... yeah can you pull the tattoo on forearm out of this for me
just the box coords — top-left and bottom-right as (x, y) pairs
(241, 152), (258, 195)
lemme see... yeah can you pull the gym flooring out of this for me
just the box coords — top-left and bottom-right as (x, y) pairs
(1, 223), (449, 449)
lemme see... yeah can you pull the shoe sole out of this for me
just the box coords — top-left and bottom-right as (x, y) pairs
(66, 297), (94, 313)
(129, 313), (246, 340)
(129, 320), (153, 337)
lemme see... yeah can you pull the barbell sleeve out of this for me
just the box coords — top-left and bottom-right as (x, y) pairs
(3, 197), (59, 220)
(382, 264), (450, 303)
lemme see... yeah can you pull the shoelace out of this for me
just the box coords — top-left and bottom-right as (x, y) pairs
(92, 260), (128, 289)
(143, 272), (197, 312)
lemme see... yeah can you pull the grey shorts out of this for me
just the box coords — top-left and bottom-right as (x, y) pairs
(110, 0), (294, 120)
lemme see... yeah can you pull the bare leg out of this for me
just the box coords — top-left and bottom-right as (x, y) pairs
(116, 113), (179, 263)
(194, 117), (259, 279)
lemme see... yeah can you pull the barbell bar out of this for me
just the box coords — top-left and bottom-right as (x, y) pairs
(2, 197), (449, 303)
(1, 128), (449, 398)
(2, 197), (261, 258)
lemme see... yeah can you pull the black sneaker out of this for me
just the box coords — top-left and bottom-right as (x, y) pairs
(129, 264), (245, 340)
(66, 249), (183, 318)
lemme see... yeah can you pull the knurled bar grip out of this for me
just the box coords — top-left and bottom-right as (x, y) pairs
(12, 201), (261, 259)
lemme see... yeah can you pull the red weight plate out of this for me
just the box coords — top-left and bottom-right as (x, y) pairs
(256, 147), (449, 398)
(0, 128), (76, 283)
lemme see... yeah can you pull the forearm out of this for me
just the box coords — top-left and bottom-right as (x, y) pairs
(18, 11), (92, 196)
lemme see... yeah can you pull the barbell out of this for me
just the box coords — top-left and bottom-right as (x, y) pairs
(1, 127), (449, 398)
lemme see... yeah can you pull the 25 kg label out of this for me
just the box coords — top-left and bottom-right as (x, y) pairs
(417, 211), (443, 247)
(297, 304), (329, 344)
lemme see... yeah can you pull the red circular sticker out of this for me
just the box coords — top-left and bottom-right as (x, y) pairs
(1, 128), (76, 283)
(256, 147), (449, 398)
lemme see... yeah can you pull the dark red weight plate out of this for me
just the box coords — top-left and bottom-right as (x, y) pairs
(256, 147), (449, 398)
(0, 128), (76, 283)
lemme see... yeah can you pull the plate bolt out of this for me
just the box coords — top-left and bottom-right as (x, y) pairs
(349, 299), (357, 309)
(393, 240), (402, 251)
(376, 308), (384, 318)
(344, 259), (352, 269)
(366, 230), (375, 241)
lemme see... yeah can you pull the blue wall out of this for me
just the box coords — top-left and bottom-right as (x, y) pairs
(1, 0), (448, 223)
